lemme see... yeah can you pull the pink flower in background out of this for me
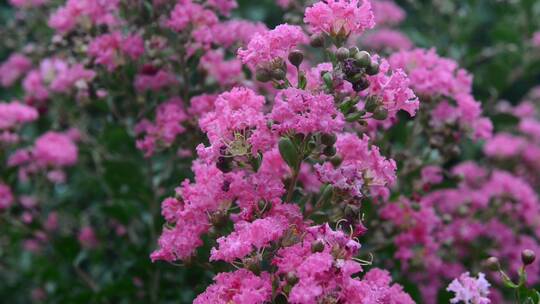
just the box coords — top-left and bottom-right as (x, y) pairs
(0, 184), (14, 210)
(304, 0), (375, 36)
(0, 101), (38, 130)
(88, 32), (144, 71)
(78, 226), (99, 249)
(0, 53), (32, 87)
(48, 0), (120, 34)
(237, 24), (307, 69)
(204, 20), (267, 48)
(136, 98), (188, 157)
(371, 0), (405, 26)
(166, 0), (217, 32)
(34, 131), (78, 167)
(207, 0), (238, 16)
(199, 50), (243, 86)
(366, 57), (419, 117)
(362, 29), (412, 51)
(447, 272), (491, 304)
(421, 165), (443, 185)
(483, 133), (526, 158)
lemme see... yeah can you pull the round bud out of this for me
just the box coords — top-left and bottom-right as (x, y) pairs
(346, 112), (363, 123)
(321, 133), (337, 146)
(366, 61), (380, 76)
(285, 272), (299, 285)
(484, 257), (501, 271)
(352, 78), (370, 92)
(272, 68), (286, 80)
(349, 47), (359, 57)
(288, 50), (304, 67)
(255, 68), (271, 83)
(330, 155), (343, 167)
(310, 33), (325, 48)
(354, 51), (371, 68)
(522, 249), (536, 266)
(364, 96), (380, 113)
(311, 240), (325, 253)
(323, 145), (337, 157)
(336, 47), (350, 61)
(216, 157), (232, 173)
(372, 107), (388, 120)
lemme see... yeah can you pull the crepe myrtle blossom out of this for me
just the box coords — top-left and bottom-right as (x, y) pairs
(0, 53), (32, 87)
(304, 0), (375, 37)
(237, 24), (307, 70)
(447, 272), (491, 304)
(48, 0), (120, 34)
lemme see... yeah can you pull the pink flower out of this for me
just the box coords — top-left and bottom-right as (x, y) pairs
(237, 24), (307, 69)
(362, 29), (412, 51)
(134, 66), (177, 92)
(135, 97), (188, 157)
(165, 0), (217, 32)
(304, 0), (375, 36)
(532, 31), (540, 47)
(188, 94), (217, 117)
(88, 32), (144, 71)
(194, 269), (271, 304)
(199, 49), (243, 86)
(34, 131), (78, 167)
(0, 101), (38, 130)
(270, 88), (345, 135)
(371, 0), (405, 26)
(203, 20), (267, 49)
(48, 0), (120, 34)
(0, 53), (32, 87)
(447, 272), (491, 304)
(210, 216), (288, 262)
(0, 183), (14, 210)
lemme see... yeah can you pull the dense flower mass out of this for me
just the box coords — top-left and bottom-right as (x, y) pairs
(447, 272), (491, 304)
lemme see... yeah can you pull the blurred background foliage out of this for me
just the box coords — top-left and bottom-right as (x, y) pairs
(0, 0), (539, 303)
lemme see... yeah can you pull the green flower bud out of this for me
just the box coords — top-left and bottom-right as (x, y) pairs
(372, 107), (388, 120)
(522, 249), (536, 266)
(354, 51), (371, 68)
(286, 272), (299, 285)
(484, 257), (500, 271)
(366, 61), (380, 76)
(310, 33), (325, 48)
(321, 133), (337, 146)
(279, 137), (299, 170)
(336, 47), (350, 61)
(323, 145), (337, 157)
(272, 68), (286, 80)
(288, 49), (304, 67)
(349, 47), (359, 57)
